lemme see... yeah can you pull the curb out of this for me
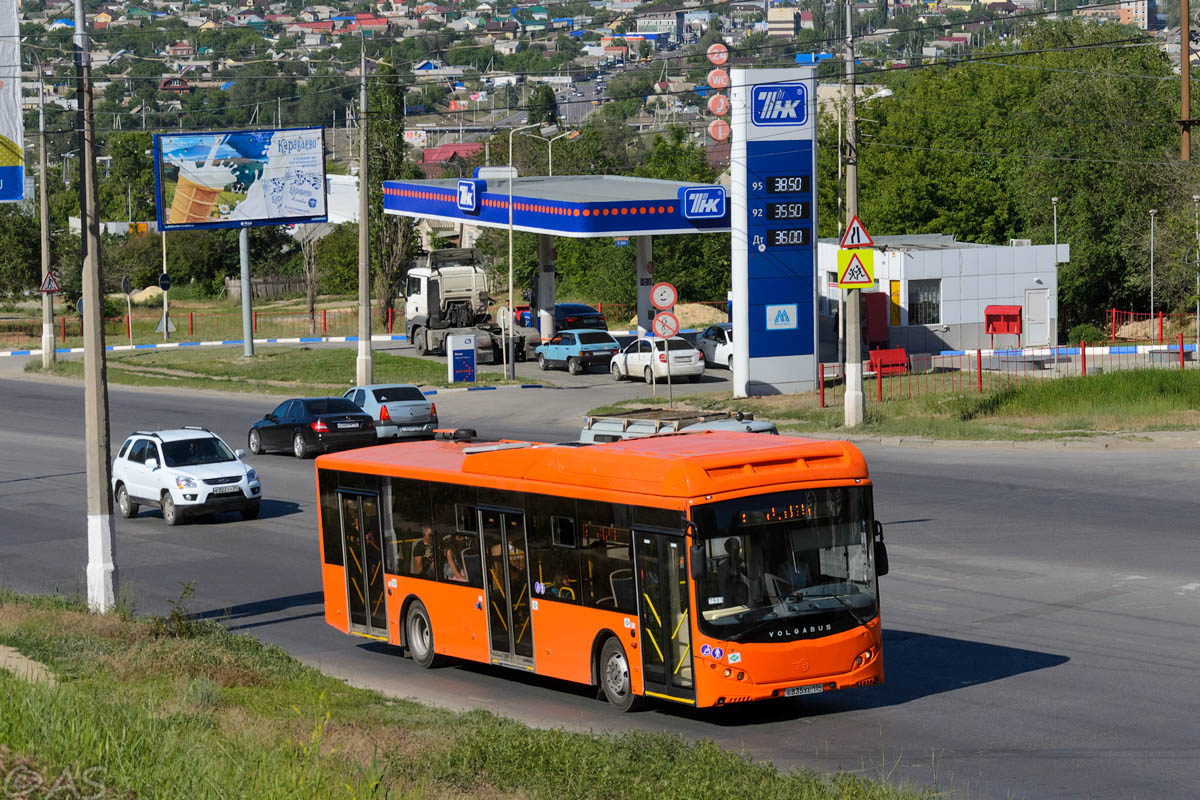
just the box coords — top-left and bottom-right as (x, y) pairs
(0, 333), (412, 358)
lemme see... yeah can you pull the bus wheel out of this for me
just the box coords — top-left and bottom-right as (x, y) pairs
(600, 637), (640, 711)
(406, 601), (438, 669)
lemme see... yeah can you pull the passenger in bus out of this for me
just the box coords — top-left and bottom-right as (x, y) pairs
(412, 527), (436, 579)
(548, 569), (575, 599)
(443, 539), (467, 582)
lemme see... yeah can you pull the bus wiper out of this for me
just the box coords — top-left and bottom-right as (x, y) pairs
(828, 592), (869, 628)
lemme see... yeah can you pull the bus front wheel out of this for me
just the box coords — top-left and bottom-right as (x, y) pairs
(600, 637), (640, 711)
(405, 600), (439, 669)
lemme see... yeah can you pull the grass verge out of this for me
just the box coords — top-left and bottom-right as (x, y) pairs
(0, 591), (927, 800)
(591, 369), (1200, 439)
(24, 346), (531, 395)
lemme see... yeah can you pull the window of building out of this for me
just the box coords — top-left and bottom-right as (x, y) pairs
(908, 279), (941, 325)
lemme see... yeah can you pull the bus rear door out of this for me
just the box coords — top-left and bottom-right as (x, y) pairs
(635, 530), (695, 704)
(480, 508), (535, 669)
(339, 490), (388, 639)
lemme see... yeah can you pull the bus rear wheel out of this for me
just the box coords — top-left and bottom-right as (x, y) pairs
(406, 600), (438, 669)
(600, 637), (640, 711)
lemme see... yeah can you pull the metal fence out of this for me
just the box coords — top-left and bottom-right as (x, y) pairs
(1109, 309), (1198, 344)
(819, 338), (1198, 408)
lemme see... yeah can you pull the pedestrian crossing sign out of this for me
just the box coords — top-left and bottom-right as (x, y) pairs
(836, 248), (874, 289)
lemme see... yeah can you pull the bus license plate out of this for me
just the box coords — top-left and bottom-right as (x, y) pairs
(784, 684), (824, 698)
(337, 422), (359, 429)
(211, 485), (240, 494)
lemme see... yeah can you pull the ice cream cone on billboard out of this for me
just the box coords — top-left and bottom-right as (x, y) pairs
(167, 175), (223, 224)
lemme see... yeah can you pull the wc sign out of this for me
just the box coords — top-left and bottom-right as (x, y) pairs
(765, 304), (798, 331)
(679, 185), (727, 220)
(751, 83), (809, 127)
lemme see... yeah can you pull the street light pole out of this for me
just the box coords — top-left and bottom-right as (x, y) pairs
(1051, 196), (1058, 262)
(1150, 208), (1157, 320)
(76, 0), (117, 613)
(1194, 195), (1199, 353)
(506, 122), (539, 380)
(843, 0), (864, 428)
(38, 72), (54, 369)
(356, 38), (373, 385)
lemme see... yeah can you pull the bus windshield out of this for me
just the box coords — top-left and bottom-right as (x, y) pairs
(690, 487), (877, 643)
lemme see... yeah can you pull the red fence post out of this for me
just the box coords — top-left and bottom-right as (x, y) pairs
(1158, 311), (1163, 343)
(189, 312), (194, 337)
(818, 363), (824, 408)
(1110, 308), (1116, 341)
(876, 366), (883, 403)
(976, 349), (983, 393)
(253, 310), (258, 335)
(125, 314), (130, 339)
(1081, 340), (1087, 377)
(1181, 331), (1186, 371)
(322, 309), (327, 334)
(61, 316), (66, 342)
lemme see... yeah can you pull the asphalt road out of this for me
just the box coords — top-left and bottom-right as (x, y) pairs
(1, 369), (1198, 799)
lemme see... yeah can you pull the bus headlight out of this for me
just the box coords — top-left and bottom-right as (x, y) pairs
(853, 649), (874, 668)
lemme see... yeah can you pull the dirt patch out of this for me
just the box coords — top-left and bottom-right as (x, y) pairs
(0, 645), (55, 686)
(627, 302), (727, 330)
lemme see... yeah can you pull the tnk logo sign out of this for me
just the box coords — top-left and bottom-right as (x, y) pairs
(680, 186), (727, 220)
(751, 83), (808, 127)
(457, 179), (482, 213)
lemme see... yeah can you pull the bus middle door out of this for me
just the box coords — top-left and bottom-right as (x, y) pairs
(339, 490), (388, 639)
(635, 530), (695, 704)
(480, 508), (534, 669)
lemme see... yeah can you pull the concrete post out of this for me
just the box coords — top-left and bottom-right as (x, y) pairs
(842, 0), (865, 428)
(356, 40), (373, 385)
(635, 236), (653, 338)
(77, 0), (117, 613)
(239, 228), (253, 357)
(38, 80), (54, 368)
(536, 233), (556, 338)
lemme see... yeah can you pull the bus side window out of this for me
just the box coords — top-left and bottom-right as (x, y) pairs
(389, 478), (432, 578)
(577, 500), (634, 613)
(318, 469), (343, 566)
(527, 496), (580, 604)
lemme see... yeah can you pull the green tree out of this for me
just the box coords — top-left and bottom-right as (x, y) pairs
(98, 132), (156, 223)
(0, 204), (41, 297)
(526, 84), (559, 125)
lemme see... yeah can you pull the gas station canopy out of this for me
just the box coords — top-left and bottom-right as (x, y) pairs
(382, 175), (730, 237)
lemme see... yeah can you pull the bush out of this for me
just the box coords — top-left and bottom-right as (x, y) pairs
(1067, 323), (1106, 345)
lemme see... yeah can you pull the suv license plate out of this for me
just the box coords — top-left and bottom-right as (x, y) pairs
(784, 684), (824, 698)
(337, 422), (359, 429)
(211, 485), (241, 495)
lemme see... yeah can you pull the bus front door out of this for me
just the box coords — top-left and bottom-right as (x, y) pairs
(481, 508), (534, 669)
(635, 531), (695, 704)
(340, 491), (387, 639)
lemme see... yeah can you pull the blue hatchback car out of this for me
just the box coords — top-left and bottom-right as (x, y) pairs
(535, 329), (621, 375)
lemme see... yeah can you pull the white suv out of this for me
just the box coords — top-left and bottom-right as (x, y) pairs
(111, 427), (262, 526)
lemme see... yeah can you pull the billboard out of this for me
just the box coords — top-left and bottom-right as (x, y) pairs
(0, 0), (24, 202)
(153, 127), (327, 230)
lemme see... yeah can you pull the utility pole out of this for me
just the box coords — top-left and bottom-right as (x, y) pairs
(843, 0), (864, 428)
(1183, 0), (1193, 160)
(76, 0), (117, 613)
(1150, 208), (1157, 319)
(38, 73), (54, 369)
(356, 37), (373, 385)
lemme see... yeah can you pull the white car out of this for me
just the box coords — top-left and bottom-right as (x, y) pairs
(697, 323), (734, 369)
(610, 337), (705, 383)
(111, 427), (262, 526)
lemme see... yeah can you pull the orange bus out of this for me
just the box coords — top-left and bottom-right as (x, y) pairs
(315, 431), (889, 710)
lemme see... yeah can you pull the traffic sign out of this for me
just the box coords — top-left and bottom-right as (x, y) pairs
(839, 215), (873, 249)
(836, 248), (875, 288)
(121, 275), (132, 295)
(158, 272), (172, 292)
(76, 297), (83, 316)
(650, 282), (677, 311)
(39, 272), (61, 294)
(652, 311), (679, 339)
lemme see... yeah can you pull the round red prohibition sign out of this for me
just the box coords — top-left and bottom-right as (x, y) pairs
(652, 311), (680, 339)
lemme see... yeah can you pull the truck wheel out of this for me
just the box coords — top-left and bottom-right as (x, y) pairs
(567, 357), (582, 376)
(611, 362), (624, 382)
(413, 328), (428, 356)
(537, 353), (548, 371)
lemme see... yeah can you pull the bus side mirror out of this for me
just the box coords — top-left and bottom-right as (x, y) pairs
(874, 520), (889, 577)
(689, 542), (706, 582)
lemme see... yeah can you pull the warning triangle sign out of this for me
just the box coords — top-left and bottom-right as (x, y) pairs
(837, 250), (874, 288)
(39, 272), (61, 294)
(839, 215), (874, 249)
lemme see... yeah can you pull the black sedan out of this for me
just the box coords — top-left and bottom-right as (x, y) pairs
(247, 397), (377, 459)
(554, 303), (607, 331)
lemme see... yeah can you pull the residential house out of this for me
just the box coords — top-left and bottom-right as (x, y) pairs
(766, 7), (799, 37)
(449, 15), (484, 31)
(167, 40), (195, 59)
(158, 76), (194, 93)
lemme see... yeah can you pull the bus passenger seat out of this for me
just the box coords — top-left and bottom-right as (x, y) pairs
(610, 569), (635, 610)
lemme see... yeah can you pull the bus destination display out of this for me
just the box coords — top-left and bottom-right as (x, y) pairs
(739, 502), (815, 526)
(766, 175), (811, 194)
(766, 228), (811, 247)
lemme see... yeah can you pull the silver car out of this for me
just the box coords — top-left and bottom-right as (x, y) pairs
(344, 384), (438, 440)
